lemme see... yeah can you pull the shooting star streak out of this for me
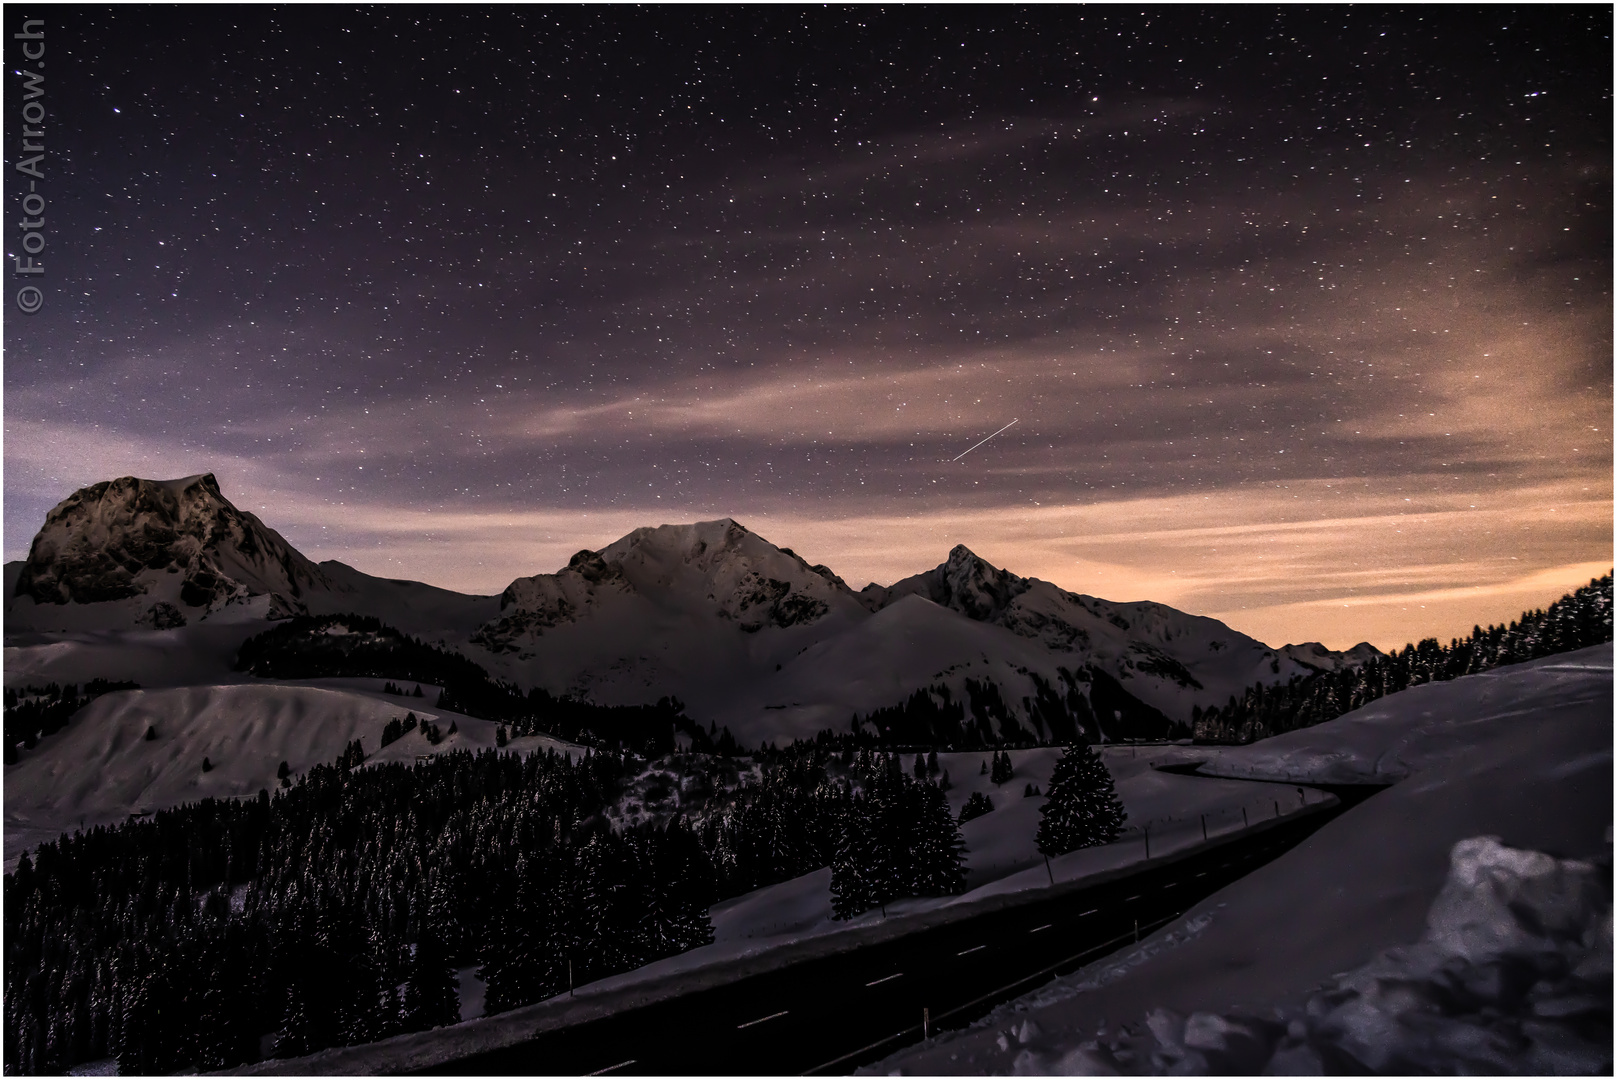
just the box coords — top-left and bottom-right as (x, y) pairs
(951, 419), (1019, 462)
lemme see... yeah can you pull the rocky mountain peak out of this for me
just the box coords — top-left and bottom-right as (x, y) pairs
(927, 544), (1032, 622)
(13, 473), (328, 616)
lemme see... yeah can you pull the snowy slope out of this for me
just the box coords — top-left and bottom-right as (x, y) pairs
(698, 596), (1083, 746)
(872, 644), (1613, 1075)
(2, 680), (585, 865)
(307, 560), (502, 642)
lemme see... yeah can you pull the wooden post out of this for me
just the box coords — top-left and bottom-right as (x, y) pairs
(1044, 854), (1054, 885)
(1201, 813), (1207, 840)
(1242, 807), (1248, 827)
(1274, 799), (1279, 818)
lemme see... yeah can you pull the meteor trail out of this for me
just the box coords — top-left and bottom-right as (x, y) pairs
(951, 419), (1019, 462)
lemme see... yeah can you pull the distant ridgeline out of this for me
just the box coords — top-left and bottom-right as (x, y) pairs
(3, 739), (974, 1074)
(850, 666), (1182, 750)
(234, 614), (738, 755)
(3, 679), (141, 764)
(1194, 574), (1613, 745)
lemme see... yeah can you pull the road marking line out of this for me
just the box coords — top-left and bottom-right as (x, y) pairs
(1125, 895), (1141, 902)
(865, 973), (904, 986)
(1079, 909), (1097, 916)
(737, 1010), (789, 1029)
(587, 1061), (636, 1075)
(1028, 924), (1052, 934)
(1163, 882), (1177, 890)
(1195, 872), (1206, 878)
(958, 945), (987, 955)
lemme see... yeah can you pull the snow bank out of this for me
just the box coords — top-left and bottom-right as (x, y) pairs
(871, 644), (1613, 1075)
(1002, 837), (1611, 1075)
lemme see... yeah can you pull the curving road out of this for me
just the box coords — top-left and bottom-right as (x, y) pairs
(419, 785), (1381, 1076)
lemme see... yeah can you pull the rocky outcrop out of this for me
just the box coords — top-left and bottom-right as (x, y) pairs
(13, 473), (330, 614)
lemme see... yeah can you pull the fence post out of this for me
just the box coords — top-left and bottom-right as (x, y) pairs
(1044, 854), (1054, 885)
(1201, 813), (1207, 840)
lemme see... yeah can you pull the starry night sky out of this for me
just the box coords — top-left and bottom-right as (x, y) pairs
(5, 7), (1611, 648)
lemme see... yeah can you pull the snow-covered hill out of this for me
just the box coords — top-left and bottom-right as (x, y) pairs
(2, 680), (584, 863)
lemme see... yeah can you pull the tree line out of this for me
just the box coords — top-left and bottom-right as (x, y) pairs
(234, 614), (735, 755)
(1193, 575), (1613, 744)
(3, 679), (140, 764)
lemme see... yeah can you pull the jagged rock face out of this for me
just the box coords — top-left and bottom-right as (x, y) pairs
(473, 549), (633, 651)
(14, 474), (329, 613)
(876, 545), (1093, 651)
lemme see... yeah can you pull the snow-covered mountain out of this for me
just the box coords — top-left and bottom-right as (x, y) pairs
(4, 475), (1379, 749)
(461, 520), (1373, 746)
(859, 544), (1336, 721)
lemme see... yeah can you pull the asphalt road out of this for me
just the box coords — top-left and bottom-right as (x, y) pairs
(420, 784), (1381, 1076)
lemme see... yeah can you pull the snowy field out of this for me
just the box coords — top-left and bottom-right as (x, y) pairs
(871, 643), (1613, 1074)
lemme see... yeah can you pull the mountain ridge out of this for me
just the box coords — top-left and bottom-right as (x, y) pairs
(5, 475), (1380, 748)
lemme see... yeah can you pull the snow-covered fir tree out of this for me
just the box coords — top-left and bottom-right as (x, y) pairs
(1035, 743), (1126, 856)
(906, 783), (966, 895)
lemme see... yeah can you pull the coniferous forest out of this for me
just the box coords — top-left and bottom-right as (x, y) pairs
(1193, 575), (1613, 744)
(4, 737), (969, 1075)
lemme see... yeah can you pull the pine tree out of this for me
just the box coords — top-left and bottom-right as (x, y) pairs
(829, 792), (895, 919)
(907, 783), (966, 895)
(1036, 744), (1126, 856)
(958, 791), (993, 823)
(401, 932), (459, 1031)
(990, 749), (1014, 785)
